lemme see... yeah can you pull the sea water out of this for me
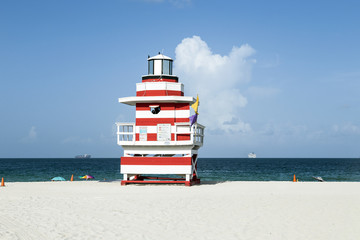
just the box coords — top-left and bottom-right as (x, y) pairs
(0, 158), (360, 182)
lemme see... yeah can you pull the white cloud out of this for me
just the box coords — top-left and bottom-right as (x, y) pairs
(332, 123), (360, 135)
(21, 126), (37, 142)
(29, 126), (37, 139)
(259, 123), (308, 138)
(174, 36), (256, 132)
(262, 53), (280, 68)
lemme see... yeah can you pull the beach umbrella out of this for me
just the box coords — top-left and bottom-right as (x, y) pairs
(51, 176), (65, 181)
(79, 175), (94, 180)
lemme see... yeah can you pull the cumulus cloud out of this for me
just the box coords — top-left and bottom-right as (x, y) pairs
(21, 126), (37, 142)
(174, 36), (256, 132)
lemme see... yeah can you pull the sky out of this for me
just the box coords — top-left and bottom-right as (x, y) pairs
(1, 0), (360, 158)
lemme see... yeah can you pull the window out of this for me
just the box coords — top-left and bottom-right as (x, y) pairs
(162, 60), (171, 75)
(148, 60), (154, 75)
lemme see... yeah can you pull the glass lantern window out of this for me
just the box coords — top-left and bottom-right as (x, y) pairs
(148, 60), (154, 75)
(162, 60), (172, 75)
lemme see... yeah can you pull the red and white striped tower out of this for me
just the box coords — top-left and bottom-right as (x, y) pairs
(116, 53), (205, 186)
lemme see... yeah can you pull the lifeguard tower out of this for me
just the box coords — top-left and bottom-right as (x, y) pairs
(116, 53), (205, 186)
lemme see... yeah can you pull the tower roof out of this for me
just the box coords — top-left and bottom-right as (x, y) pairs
(148, 54), (173, 61)
(118, 96), (196, 106)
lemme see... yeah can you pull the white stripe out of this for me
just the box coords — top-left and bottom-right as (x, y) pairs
(120, 140), (198, 146)
(124, 148), (196, 155)
(135, 126), (158, 133)
(169, 83), (184, 92)
(135, 125), (191, 134)
(154, 59), (162, 75)
(175, 109), (190, 118)
(123, 147), (199, 156)
(136, 110), (190, 119)
(121, 165), (192, 174)
(136, 82), (183, 92)
(175, 125), (191, 133)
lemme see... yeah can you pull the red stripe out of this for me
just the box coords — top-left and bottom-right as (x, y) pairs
(136, 118), (190, 126)
(136, 133), (174, 141)
(136, 133), (171, 141)
(121, 157), (192, 165)
(136, 90), (184, 97)
(175, 103), (190, 110)
(136, 103), (189, 111)
(177, 134), (191, 141)
(142, 79), (178, 83)
(121, 180), (189, 185)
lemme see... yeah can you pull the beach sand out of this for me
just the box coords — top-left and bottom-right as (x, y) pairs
(0, 181), (359, 240)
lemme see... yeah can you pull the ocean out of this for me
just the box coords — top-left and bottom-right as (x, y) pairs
(1, 158), (360, 182)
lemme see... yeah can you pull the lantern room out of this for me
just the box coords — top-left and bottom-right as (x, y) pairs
(147, 53), (173, 75)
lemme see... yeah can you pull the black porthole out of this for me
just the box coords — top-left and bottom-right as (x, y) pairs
(150, 106), (161, 114)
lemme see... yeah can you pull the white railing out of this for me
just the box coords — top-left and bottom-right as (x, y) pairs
(174, 122), (204, 145)
(116, 122), (204, 146)
(192, 123), (205, 145)
(116, 122), (135, 145)
(174, 122), (191, 142)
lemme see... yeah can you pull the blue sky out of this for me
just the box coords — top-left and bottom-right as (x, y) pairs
(1, 0), (359, 158)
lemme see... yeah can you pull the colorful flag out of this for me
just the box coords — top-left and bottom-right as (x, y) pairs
(189, 113), (198, 126)
(191, 95), (199, 114)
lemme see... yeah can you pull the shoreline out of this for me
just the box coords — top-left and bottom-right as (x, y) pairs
(1, 181), (359, 239)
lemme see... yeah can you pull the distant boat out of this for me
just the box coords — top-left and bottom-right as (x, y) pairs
(248, 152), (256, 158)
(75, 154), (91, 159)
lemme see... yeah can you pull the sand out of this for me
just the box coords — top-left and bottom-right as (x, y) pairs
(0, 181), (359, 240)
